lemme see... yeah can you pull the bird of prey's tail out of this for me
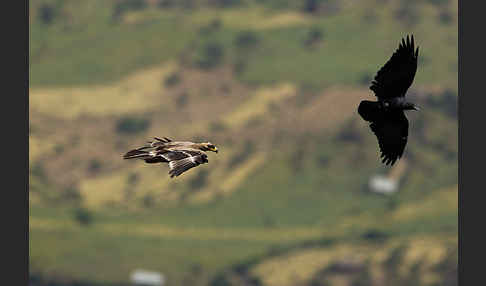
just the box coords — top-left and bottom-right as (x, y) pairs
(123, 148), (170, 164)
(123, 148), (153, 160)
(123, 137), (173, 160)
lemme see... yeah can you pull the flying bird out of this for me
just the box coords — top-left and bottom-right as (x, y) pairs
(358, 35), (420, 166)
(123, 137), (218, 178)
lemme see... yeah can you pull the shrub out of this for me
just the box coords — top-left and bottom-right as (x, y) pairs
(54, 144), (65, 155)
(113, 0), (147, 21)
(233, 58), (247, 75)
(62, 186), (82, 204)
(302, 0), (320, 13)
(439, 10), (453, 25)
(394, 3), (419, 27)
(176, 91), (189, 108)
(88, 159), (102, 173)
(38, 4), (56, 25)
(211, 0), (242, 8)
(189, 169), (209, 190)
(425, 89), (457, 118)
(359, 72), (373, 86)
(127, 172), (140, 185)
(116, 116), (150, 135)
(158, 0), (175, 8)
(209, 120), (227, 133)
(228, 141), (255, 168)
(199, 18), (222, 36)
(303, 27), (324, 48)
(234, 31), (260, 50)
(164, 72), (181, 87)
(30, 162), (47, 182)
(196, 42), (224, 69)
(73, 207), (94, 226)
(361, 229), (389, 242)
(142, 194), (155, 208)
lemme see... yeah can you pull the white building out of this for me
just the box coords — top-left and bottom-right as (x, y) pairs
(130, 269), (165, 286)
(368, 175), (398, 195)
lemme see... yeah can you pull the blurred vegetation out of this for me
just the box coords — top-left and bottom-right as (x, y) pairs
(30, 0), (457, 285)
(115, 116), (151, 135)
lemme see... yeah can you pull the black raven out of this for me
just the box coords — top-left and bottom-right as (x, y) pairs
(358, 35), (420, 166)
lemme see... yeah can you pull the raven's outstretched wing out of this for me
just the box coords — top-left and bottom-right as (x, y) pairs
(368, 111), (409, 166)
(168, 153), (208, 178)
(370, 35), (419, 99)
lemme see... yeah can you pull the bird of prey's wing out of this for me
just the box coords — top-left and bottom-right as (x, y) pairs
(366, 110), (409, 166)
(168, 152), (208, 178)
(370, 35), (419, 99)
(143, 149), (209, 177)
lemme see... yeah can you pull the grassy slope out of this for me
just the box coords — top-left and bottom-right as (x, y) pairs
(29, 0), (457, 285)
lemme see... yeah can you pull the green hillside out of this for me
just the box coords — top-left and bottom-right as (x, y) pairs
(29, 0), (457, 285)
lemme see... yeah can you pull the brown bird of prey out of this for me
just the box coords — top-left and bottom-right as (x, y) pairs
(123, 137), (218, 178)
(358, 35), (420, 166)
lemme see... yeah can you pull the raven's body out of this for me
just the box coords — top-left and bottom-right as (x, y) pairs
(358, 35), (420, 166)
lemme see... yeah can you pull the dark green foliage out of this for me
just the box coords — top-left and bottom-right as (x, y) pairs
(434, 248), (458, 286)
(336, 120), (363, 143)
(439, 10), (453, 25)
(316, 153), (330, 168)
(38, 4), (57, 25)
(303, 0), (321, 13)
(304, 27), (324, 48)
(425, 89), (457, 118)
(195, 42), (224, 69)
(394, 2), (419, 26)
(233, 58), (247, 75)
(54, 144), (65, 155)
(73, 207), (94, 226)
(385, 244), (407, 270)
(359, 72), (373, 86)
(361, 229), (389, 242)
(142, 194), (155, 208)
(164, 71), (182, 87)
(211, 0), (242, 8)
(176, 91), (189, 108)
(209, 120), (227, 132)
(228, 141), (255, 168)
(199, 18), (223, 36)
(189, 169), (209, 190)
(127, 172), (139, 185)
(88, 159), (102, 173)
(210, 274), (232, 286)
(158, 0), (175, 8)
(234, 31), (260, 50)
(350, 268), (373, 286)
(115, 116), (150, 135)
(62, 186), (82, 204)
(113, 0), (147, 21)
(31, 162), (48, 182)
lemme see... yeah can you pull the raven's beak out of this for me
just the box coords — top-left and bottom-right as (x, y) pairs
(413, 105), (420, 111)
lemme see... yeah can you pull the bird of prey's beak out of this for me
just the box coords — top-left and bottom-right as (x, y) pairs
(214, 148), (218, 153)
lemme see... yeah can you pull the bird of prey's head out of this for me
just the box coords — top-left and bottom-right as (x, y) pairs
(200, 142), (219, 153)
